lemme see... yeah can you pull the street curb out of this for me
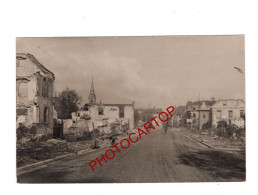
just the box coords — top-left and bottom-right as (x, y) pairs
(17, 146), (111, 176)
(17, 133), (158, 176)
(17, 142), (118, 177)
(77, 145), (110, 155)
(77, 148), (92, 155)
(176, 130), (212, 148)
(177, 130), (245, 151)
(17, 153), (77, 176)
(214, 147), (245, 151)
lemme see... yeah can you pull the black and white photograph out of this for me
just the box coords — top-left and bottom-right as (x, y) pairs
(1, 0), (258, 194)
(16, 36), (245, 183)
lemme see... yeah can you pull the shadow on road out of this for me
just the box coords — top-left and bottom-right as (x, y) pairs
(177, 150), (245, 181)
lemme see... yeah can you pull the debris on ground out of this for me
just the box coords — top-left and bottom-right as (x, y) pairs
(17, 128), (134, 168)
(181, 128), (245, 149)
(17, 137), (91, 167)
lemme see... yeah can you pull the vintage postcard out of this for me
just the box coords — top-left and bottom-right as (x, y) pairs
(16, 36), (245, 183)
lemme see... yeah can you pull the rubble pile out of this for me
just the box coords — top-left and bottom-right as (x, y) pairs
(16, 137), (91, 167)
(181, 128), (245, 149)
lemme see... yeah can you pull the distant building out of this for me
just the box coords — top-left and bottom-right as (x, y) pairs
(185, 100), (216, 129)
(211, 99), (245, 128)
(197, 101), (215, 129)
(16, 53), (56, 137)
(185, 99), (245, 129)
(134, 108), (163, 126)
(172, 106), (186, 127)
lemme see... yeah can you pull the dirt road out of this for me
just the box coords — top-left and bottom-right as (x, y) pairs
(17, 128), (245, 183)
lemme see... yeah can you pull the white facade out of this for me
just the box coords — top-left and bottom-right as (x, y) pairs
(211, 99), (245, 127)
(64, 103), (135, 136)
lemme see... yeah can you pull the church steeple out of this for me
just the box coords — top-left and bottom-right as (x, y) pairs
(88, 77), (96, 105)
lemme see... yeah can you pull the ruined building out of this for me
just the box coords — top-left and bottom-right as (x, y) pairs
(16, 53), (56, 137)
(183, 100), (216, 129)
(211, 99), (245, 128)
(63, 78), (134, 137)
(183, 99), (245, 129)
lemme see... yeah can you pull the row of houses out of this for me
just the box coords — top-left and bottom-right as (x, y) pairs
(172, 99), (245, 129)
(16, 53), (245, 137)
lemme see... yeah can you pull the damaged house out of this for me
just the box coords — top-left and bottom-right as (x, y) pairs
(63, 78), (134, 138)
(185, 100), (216, 129)
(211, 99), (245, 128)
(16, 53), (56, 138)
(184, 99), (245, 129)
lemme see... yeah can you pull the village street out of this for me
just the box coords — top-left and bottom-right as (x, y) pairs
(17, 128), (245, 183)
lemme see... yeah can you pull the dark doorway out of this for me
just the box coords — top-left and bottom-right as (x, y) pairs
(119, 106), (124, 118)
(53, 119), (63, 139)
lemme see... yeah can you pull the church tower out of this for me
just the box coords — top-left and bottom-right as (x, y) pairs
(88, 77), (96, 105)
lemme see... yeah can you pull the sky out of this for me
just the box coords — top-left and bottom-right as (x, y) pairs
(16, 36), (245, 109)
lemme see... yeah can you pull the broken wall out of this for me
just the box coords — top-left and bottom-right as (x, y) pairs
(16, 54), (55, 137)
(211, 100), (245, 127)
(124, 106), (134, 129)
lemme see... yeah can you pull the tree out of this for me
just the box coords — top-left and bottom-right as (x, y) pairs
(55, 88), (81, 119)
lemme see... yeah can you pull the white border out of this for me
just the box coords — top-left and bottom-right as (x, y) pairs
(1, 0), (258, 195)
